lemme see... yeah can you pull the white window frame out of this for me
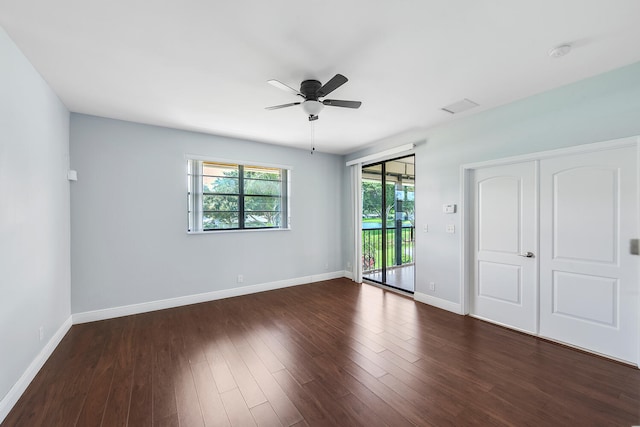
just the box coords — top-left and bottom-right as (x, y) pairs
(186, 155), (292, 233)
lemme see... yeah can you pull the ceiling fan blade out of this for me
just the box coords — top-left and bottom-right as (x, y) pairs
(322, 99), (362, 109)
(317, 74), (348, 97)
(267, 79), (304, 97)
(265, 102), (301, 110)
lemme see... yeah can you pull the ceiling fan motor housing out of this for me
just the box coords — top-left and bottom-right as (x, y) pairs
(300, 80), (321, 100)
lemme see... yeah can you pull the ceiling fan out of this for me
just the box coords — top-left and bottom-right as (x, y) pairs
(265, 74), (362, 121)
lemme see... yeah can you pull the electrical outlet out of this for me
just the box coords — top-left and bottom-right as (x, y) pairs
(39, 326), (44, 341)
(429, 282), (435, 291)
(237, 274), (243, 283)
(324, 262), (329, 270)
(446, 224), (455, 233)
(423, 224), (428, 233)
(346, 261), (352, 270)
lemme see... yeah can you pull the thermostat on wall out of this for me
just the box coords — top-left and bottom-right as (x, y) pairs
(442, 204), (456, 214)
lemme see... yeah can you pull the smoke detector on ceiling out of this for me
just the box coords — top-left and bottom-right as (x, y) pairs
(549, 44), (572, 58)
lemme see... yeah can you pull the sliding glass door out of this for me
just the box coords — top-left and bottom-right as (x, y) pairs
(361, 155), (415, 292)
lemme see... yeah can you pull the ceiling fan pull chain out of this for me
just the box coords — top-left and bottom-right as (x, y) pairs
(310, 120), (316, 155)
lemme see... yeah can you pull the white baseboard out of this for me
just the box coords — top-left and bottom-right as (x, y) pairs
(311, 270), (347, 282)
(342, 270), (354, 280)
(73, 270), (347, 324)
(0, 316), (72, 424)
(414, 292), (463, 314)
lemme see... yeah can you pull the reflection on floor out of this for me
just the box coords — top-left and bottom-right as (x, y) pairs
(363, 264), (414, 293)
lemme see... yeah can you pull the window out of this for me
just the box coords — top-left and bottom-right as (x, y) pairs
(188, 159), (289, 232)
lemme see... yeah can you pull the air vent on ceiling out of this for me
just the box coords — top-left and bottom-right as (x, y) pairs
(441, 98), (479, 114)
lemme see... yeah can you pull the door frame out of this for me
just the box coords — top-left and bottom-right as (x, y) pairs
(361, 154), (416, 293)
(460, 136), (640, 361)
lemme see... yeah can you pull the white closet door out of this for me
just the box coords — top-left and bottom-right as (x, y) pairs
(539, 146), (639, 363)
(471, 162), (538, 333)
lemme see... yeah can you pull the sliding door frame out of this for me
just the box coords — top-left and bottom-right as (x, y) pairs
(362, 154), (415, 293)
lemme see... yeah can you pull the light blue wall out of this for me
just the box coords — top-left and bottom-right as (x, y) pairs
(345, 60), (640, 305)
(0, 27), (70, 405)
(70, 114), (344, 313)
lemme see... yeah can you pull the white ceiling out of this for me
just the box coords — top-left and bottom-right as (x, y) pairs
(2, 1), (640, 154)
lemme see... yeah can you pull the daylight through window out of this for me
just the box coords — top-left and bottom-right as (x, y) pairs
(188, 160), (289, 232)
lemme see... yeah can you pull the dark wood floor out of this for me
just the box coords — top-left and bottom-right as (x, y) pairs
(3, 278), (639, 426)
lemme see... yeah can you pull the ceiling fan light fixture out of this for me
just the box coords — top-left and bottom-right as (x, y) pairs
(301, 100), (324, 116)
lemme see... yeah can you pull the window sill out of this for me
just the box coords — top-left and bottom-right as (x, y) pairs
(187, 227), (291, 235)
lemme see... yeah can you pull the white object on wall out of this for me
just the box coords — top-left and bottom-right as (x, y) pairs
(442, 204), (456, 214)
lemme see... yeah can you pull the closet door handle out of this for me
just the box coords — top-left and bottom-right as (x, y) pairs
(518, 252), (535, 258)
